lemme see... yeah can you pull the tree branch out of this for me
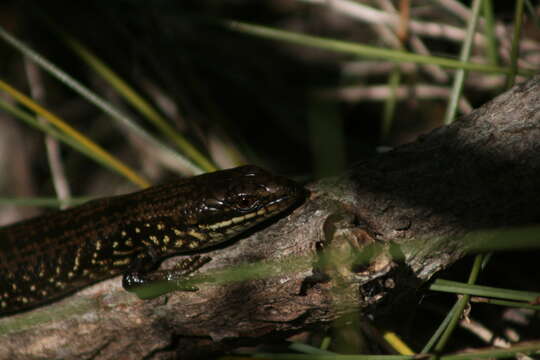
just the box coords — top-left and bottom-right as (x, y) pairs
(1, 75), (539, 359)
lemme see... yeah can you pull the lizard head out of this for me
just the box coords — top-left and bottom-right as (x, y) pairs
(194, 165), (307, 239)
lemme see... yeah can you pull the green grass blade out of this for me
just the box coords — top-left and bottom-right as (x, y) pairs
(0, 97), (89, 156)
(0, 197), (92, 208)
(0, 25), (203, 176)
(440, 341), (540, 359)
(430, 279), (540, 302)
(224, 20), (536, 76)
(59, 32), (217, 172)
(524, 0), (540, 27)
(444, 0), (482, 125)
(482, 0), (499, 65)
(308, 97), (346, 178)
(288, 342), (336, 355)
(505, 0), (525, 89)
(463, 225), (540, 253)
(381, 66), (401, 142)
(420, 302), (454, 353)
(0, 79), (150, 188)
(0, 98), (128, 191)
(434, 253), (484, 352)
(471, 297), (540, 311)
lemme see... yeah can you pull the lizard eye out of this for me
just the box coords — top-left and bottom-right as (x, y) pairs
(205, 198), (224, 209)
(236, 195), (260, 212)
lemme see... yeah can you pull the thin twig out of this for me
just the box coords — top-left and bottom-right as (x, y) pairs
(24, 59), (72, 209)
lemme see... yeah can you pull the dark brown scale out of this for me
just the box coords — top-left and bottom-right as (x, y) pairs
(0, 165), (306, 316)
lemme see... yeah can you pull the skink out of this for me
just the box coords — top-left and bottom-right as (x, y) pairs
(0, 165), (306, 315)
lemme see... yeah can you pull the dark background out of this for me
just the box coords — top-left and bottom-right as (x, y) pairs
(2, 0), (538, 188)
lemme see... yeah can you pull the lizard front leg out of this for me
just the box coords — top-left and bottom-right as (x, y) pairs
(122, 249), (211, 293)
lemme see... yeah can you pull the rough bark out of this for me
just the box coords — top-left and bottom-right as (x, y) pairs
(0, 75), (539, 359)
